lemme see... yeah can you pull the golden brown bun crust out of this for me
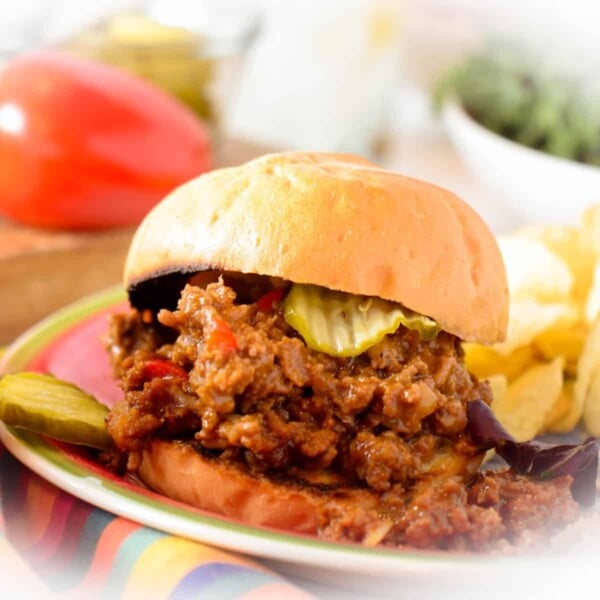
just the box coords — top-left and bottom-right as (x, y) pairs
(139, 440), (322, 533)
(125, 152), (508, 343)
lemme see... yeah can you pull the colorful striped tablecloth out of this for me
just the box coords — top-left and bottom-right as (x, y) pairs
(0, 443), (314, 599)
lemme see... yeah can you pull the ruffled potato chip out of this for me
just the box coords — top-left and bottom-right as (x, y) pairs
(584, 370), (600, 436)
(467, 210), (600, 438)
(582, 206), (600, 322)
(486, 374), (507, 404)
(533, 321), (586, 376)
(544, 380), (576, 432)
(491, 357), (564, 442)
(585, 263), (600, 323)
(498, 236), (573, 303)
(582, 205), (600, 256)
(516, 224), (595, 303)
(494, 299), (578, 356)
(464, 344), (537, 382)
(579, 316), (600, 436)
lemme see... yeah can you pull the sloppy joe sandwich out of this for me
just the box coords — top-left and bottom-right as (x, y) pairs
(104, 152), (595, 550)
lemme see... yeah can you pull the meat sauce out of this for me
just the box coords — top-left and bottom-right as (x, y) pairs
(105, 280), (579, 549)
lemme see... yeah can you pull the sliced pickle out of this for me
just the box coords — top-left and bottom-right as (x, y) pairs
(0, 373), (112, 449)
(283, 284), (440, 357)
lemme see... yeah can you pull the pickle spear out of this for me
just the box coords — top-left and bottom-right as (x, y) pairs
(0, 372), (112, 449)
(283, 284), (440, 357)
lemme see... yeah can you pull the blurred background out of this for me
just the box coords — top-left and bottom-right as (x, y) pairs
(1, 0), (600, 341)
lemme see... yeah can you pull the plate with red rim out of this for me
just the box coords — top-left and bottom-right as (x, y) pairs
(0, 286), (571, 583)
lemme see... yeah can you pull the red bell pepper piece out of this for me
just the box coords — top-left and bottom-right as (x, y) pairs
(255, 288), (285, 312)
(141, 359), (188, 380)
(205, 314), (238, 355)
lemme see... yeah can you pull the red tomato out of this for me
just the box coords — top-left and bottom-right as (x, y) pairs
(0, 50), (212, 229)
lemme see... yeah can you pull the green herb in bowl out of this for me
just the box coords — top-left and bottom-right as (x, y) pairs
(435, 44), (600, 167)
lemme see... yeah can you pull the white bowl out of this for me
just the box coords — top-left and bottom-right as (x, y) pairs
(442, 101), (600, 224)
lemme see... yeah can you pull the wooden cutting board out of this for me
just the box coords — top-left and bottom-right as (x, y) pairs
(0, 139), (271, 345)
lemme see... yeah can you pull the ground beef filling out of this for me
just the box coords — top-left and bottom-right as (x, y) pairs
(105, 281), (579, 548)
(107, 282), (487, 490)
(320, 471), (578, 550)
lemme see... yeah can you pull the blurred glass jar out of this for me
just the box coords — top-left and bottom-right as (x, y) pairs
(228, 0), (404, 158)
(0, 1), (52, 66)
(61, 3), (260, 133)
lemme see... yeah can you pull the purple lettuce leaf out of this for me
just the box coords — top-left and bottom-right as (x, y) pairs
(467, 399), (598, 507)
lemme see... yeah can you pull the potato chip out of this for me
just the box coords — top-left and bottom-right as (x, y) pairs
(533, 321), (587, 376)
(583, 369), (600, 436)
(544, 380), (575, 432)
(585, 263), (600, 323)
(492, 357), (564, 442)
(466, 206), (600, 439)
(516, 224), (595, 303)
(574, 316), (600, 435)
(464, 344), (537, 382)
(494, 298), (577, 356)
(487, 374), (507, 403)
(579, 316), (600, 435)
(582, 205), (600, 256)
(498, 236), (573, 302)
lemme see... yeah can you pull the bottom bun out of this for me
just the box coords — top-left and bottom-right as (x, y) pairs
(139, 439), (340, 534)
(138, 440), (487, 541)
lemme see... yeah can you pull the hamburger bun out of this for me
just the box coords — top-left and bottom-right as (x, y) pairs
(124, 152), (508, 344)
(139, 440), (322, 533)
(138, 440), (484, 536)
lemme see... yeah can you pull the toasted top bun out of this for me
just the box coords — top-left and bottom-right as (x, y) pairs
(124, 152), (508, 343)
